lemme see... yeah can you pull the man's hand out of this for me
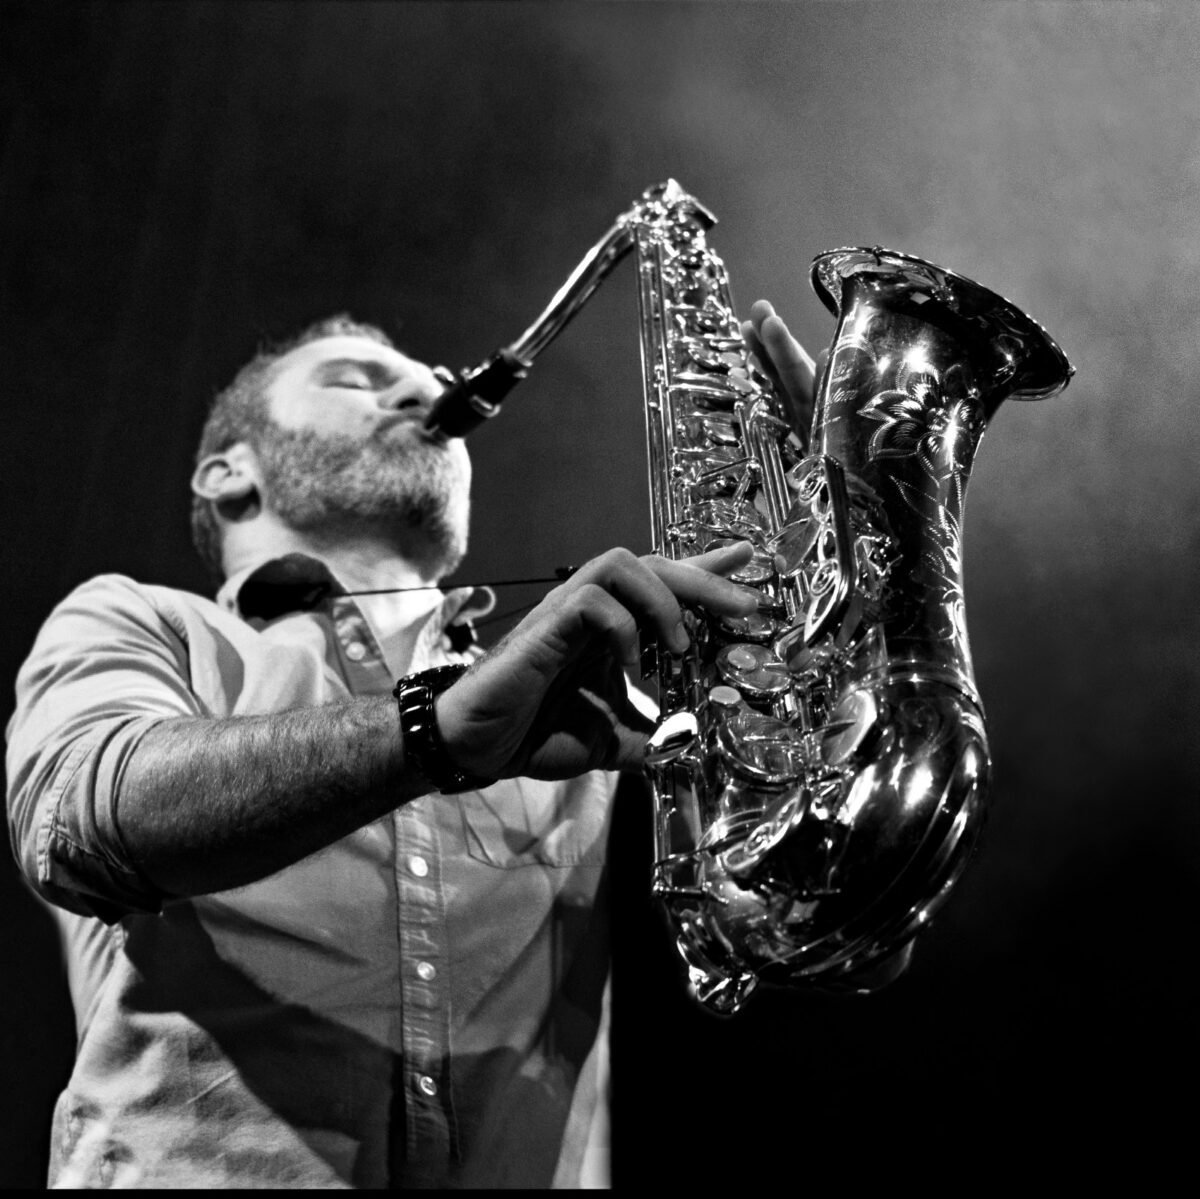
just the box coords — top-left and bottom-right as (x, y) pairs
(435, 543), (759, 780)
(740, 298), (826, 440)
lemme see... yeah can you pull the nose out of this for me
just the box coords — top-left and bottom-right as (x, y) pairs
(376, 374), (443, 414)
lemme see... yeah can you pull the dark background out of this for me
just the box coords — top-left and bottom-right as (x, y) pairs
(2, 0), (1197, 1188)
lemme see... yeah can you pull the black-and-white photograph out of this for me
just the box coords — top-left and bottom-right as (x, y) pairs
(2, 0), (1196, 1189)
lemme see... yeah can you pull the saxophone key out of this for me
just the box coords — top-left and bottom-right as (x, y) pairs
(674, 309), (735, 338)
(707, 684), (746, 712)
(675, 277), (717, 309)
(688, 498), (769, 542)
(702, 414), (741, 446)
(689, 454), (758, 501)
(716, 710), (806, 784)
(670, 446), (742, 486)
(667, 219), (709, 246)
(645, 709), (702, 767)
(716, 611), (776, 645)
(672, 415), (705, 450)
(678, 332), (746, 357)
(676, 340), (747, 375)
(768, 517), (822, 579)
(716, 643), (792, 700)
(668, 385), (740, 413)
(818, 689), (885, 767)
(774, 628), (837, 681)
(673, 248), (708, 270)
(672, 369), (757, 394)
(670, 382), (758, 416)
(728, 549), (776, 585)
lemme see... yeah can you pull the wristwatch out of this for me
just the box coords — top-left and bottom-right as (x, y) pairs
(393, 664), (495, 794)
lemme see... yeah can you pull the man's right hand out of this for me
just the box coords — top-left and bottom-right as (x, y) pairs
(435, 543), (760, 781)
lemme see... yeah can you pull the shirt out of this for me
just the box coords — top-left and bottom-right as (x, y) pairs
(5, 556), (615, 1188)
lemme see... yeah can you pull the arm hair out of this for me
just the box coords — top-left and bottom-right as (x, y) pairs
(115, 696), (431, 898)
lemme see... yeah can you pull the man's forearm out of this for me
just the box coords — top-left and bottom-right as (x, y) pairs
(116, 696), (431, 899)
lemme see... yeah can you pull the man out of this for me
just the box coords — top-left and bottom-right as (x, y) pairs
(6, 302), (814, 1188)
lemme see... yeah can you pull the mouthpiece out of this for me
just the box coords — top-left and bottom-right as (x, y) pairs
(424, 349), (530, 439)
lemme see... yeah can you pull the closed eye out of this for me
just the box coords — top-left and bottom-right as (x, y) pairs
(318, 360), (391, 391)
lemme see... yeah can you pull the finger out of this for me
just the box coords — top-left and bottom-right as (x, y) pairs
(568, 664), (657, 773)
(744, 300), (814, 381)
(742, 300), (792, 365)
(645, 553), (762, 618)
(759, 313), (815, 394)
(741, 316), (785, 397)
(554, 582), (645, 666)
(762, 314), (817, 438)
(609, 722), (652, 773)
(742, 300), (777, 362)
(568, 547), (758, 657)
(679, 540), (754, 574)
(742, 301), (818, 437)
(566, 549), (691, 655)
(746, 297), (778, 330)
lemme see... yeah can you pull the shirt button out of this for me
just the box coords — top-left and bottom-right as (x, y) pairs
(407, 855), (429, 878)
(344, 641), (367, 661)
(416, 960), (437, 982)
(417, 1075), (438, 1098)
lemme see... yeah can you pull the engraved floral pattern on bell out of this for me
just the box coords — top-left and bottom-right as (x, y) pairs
(858, 365), (985, 479)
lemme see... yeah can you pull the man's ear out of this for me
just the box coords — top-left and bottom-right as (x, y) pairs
(191, 443), (261, 520)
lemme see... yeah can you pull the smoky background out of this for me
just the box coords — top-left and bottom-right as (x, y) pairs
(1, 0), (1196, 1186)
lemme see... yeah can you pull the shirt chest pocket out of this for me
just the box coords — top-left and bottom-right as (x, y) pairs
(456, 774), (612, 868)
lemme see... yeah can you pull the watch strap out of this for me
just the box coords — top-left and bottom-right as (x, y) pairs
(393, 664), (494, 795)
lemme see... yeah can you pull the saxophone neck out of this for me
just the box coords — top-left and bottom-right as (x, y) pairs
(509, 180), (716, 363)
(425, 181), (714, 441)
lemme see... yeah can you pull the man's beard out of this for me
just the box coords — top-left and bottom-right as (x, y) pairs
(255, 420), (470, 578)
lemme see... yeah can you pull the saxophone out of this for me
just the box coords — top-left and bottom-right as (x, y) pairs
(426, 180), (1074, 1015)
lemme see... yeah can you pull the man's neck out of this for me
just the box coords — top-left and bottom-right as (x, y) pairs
(310, 534), (448, 676)
(225, 523), (450, 674)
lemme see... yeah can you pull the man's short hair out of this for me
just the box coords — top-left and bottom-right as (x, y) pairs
(191, 315), (395, 581)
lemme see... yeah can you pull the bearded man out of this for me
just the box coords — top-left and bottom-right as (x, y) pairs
(6, 305), (814, 1189)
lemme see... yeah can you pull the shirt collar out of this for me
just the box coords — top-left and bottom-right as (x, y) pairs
(217, 552), (494, 634)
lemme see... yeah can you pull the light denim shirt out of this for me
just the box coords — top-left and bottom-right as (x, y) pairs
(6, 556), (614, 1188)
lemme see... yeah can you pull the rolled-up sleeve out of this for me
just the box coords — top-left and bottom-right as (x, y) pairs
(6, 575), (202, 921)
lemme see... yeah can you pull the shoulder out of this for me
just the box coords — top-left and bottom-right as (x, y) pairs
(52, 572), (198, 609)
(31, 574), (221, 653)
